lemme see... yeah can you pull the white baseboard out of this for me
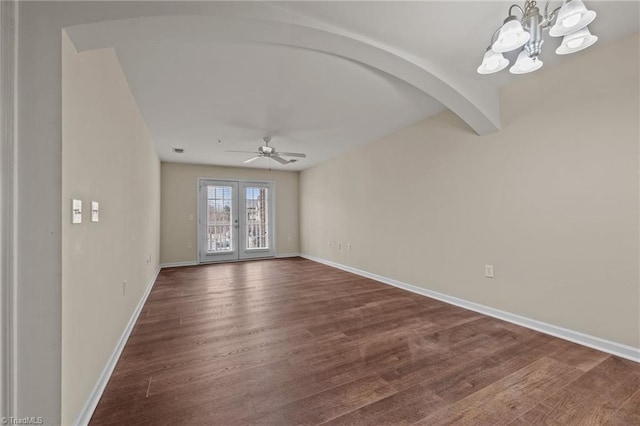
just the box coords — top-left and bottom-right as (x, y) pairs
(160, 260), (198, 268)
(300, 254), (640, 363)
(275, 252), (300, 258)
(74, 266), (161, 426)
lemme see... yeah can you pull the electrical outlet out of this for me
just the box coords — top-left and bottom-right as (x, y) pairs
(348, 243), (352, 251)
(122, 280), (127, 296)
(328, 241), (331, 248)
(338, 243), (342, 250)
(485, 265), (495, 278)
(146, 254), (151, 264)
(188, 214), (194, 221)
(187, 242), (192, 249)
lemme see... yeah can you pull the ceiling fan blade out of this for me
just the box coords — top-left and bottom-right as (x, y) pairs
(227, 150), (260, 154)
(277, 152), (307, 158)
(243, 156), (262, 164)
(271, 156), (290, 165)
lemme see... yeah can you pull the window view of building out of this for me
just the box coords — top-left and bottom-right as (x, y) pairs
(205, 186), (269, 252)
(207, 186), (232, 251)
(246, 187), (269, 249)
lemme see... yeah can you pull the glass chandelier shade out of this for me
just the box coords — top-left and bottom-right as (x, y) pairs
(477, 48), (510, 74)
(549, 0), (597, 37)
(509, 50), (544, 74)
(556, 27), (598, 55)
(492, 16), (531, 53)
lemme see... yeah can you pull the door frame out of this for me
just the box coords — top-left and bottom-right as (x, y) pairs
(197, 178), (276, 264)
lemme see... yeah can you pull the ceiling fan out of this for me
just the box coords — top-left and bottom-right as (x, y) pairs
(228, 136), (307, 165)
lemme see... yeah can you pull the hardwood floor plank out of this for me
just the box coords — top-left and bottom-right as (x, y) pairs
(423, 333), (556, 403)
(518, 356), (640, 425)
(323, 384), (448, 426)
(377, 318), (531, 392)
(247, 374), (395, 425)
(89, 258), (640, 426)
(605, 389), (640, 425)
(413, 357), (584, 425)
(545, 338), (611, 372)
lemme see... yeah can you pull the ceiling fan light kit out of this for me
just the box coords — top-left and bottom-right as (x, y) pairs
(478, 0), (598, 75)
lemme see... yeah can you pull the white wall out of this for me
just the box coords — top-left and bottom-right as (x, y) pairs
(300, 33), (640, 349)
(15, 5), (196, 421)
(61, 32), (160, 424)
(0, 0), (17, 419)
(161, 162), (299, 264)
(16, 4), (64, 423)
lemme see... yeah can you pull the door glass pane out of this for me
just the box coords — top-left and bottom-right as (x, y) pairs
(245, 187), (269, 249)
(207, 185), (233, 252)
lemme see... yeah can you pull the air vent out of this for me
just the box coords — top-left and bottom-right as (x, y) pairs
(172, 148), (184, 154)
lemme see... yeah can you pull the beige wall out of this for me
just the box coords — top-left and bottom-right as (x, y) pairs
(161, 162), (299, 264)
(61, 32), (160, 424)
(300, 33), (640, 348)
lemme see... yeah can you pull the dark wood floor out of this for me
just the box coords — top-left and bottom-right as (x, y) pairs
(90, 258), (640, 425)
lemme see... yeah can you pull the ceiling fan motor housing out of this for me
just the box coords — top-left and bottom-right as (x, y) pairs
(259, 145), (274, 155)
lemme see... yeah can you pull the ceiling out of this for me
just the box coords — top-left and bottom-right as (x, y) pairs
(112, 40), (445, 168)
(65, 1), (640, 171)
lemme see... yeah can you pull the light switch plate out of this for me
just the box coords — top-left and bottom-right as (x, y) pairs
(91, 201), (99, 222)
(485, 264), (495, 278)
(72, 199), (82, 224)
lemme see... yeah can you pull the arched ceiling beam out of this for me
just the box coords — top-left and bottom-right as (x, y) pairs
(66, 15), (501, 135)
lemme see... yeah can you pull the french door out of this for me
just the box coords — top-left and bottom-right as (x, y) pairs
(198, 179), (275, 263)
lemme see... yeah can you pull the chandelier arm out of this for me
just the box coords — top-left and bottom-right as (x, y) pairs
(543, 0), (552, 17)
(547, 6), (562, 22)
(508, 4), (526, 18)
(541, 0), (563, 27)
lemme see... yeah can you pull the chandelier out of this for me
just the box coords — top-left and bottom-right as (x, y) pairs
(477, 0), (598, 74)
